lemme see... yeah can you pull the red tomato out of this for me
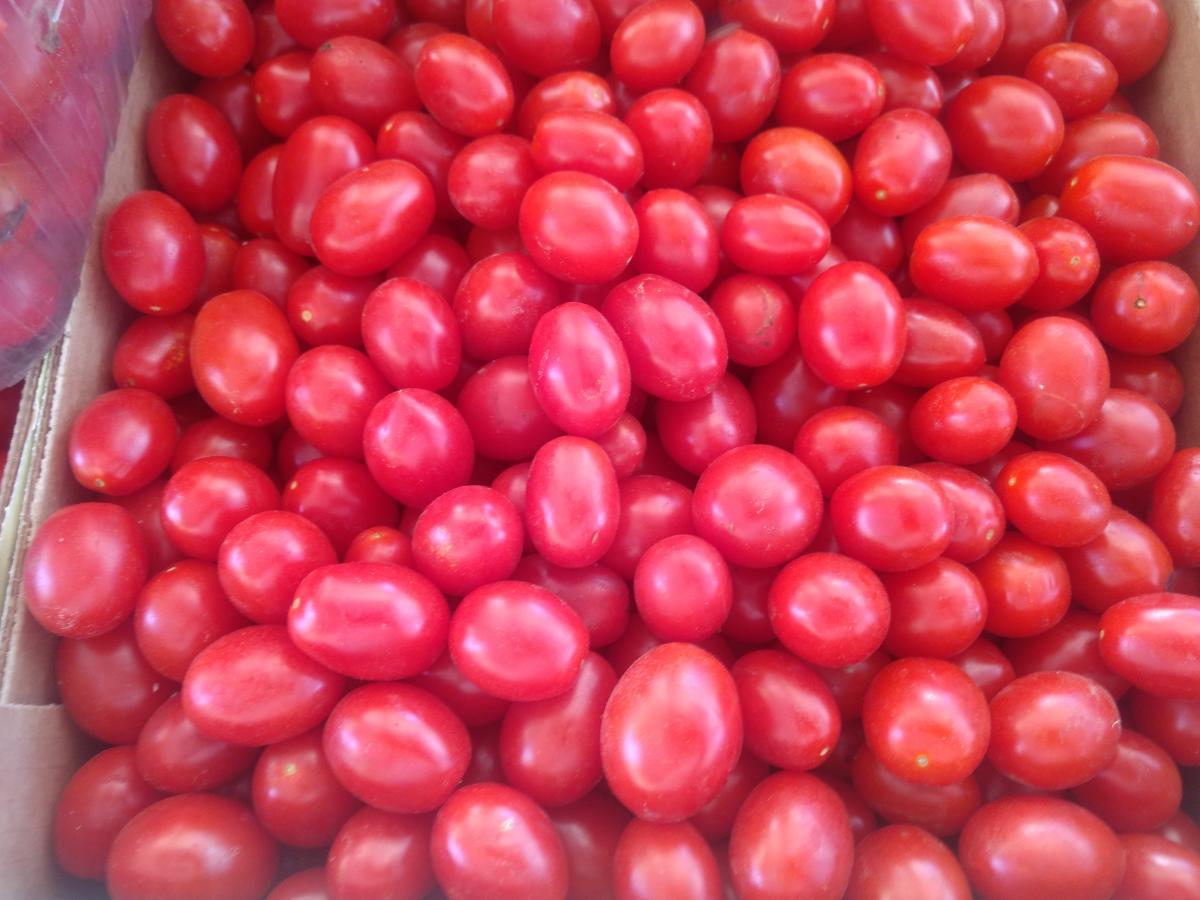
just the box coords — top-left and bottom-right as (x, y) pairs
(275, 0), (394, 47)
(883, 558), (988, 658)
(1072, 730), (1182, 832)
(634, 535), (732, 641)
(155, 0), (255, 77)
(601, 643), (742, 821)
(310, 36), (418, 133)
(282, 457), (399, 554)
(846, 824), (971, 900)
(851, 745), (981, 837)
(415, 34), (515, 136)
(1099, 593), (1200, 700)
(609, 0), (706, 92)
(146, 94), (242, 215)
(326, 808), (435, 900)
(995, 451), (1112, 548)
(775, 54), (886, 142)
(722, 194), (830, 277)
(683, 28), (781, 143)
(362, 278), (462, 391)
(972, 532), (1071, 637)
(102, 192), (205, 316)
(106, 795), (278, 900)
(910, 216), (1039, 312)
(740, 127), (853, 226)
(448, 134), (539, 230)
(363, 389), (474, 506)
(733, 649), (840, 771)
(135, 694), (258, 794)
(944, 76), (1064, 182)
(1072, 0), (1169, 85)
(854, 109), (953, 216)
(526, 436), (620, 567)
(613, 819), (722, 900)
(624, 88), (714, 189)
(111, 315), (196, 400)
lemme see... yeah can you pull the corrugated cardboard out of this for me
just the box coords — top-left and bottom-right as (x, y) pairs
(3, 5), (1200, 897)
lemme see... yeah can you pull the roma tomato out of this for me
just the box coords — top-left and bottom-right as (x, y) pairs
(161, 457), (280, 561)
(944, 76), (1065, 182)
(609, 0), (706, 92)
(721, 194), (830, 277)
(146, 93), (242, 215)
(285, 346), (391, 458)
(310, 36), (418, 134)
(415, 34), (515, 136)
(775, 54), (886, 142)
(601, 643), (742, 822)
(866, 0), (973, 66)
(326, 808), (435, 900)
(253, 723), (359, 848)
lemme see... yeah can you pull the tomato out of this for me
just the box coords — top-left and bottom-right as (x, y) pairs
(596, 412), (648, 479)
(998, 316), (1109, 441)
(310, 37), (417, 133)
(285, 348), (390, 459)
(883, 558), (987, 658)
(915, 463), (1005, 563)
(23, 502), (147, 639)
(866, 51), (944, 115)
(854, 109), (952, 217)
(692, 444), (822, 568)
(613, 819), (721, 900)
(135, 694), (258, 794)
(1059, 509), (1171, 613)
(602, 475), (694, 579)
(1016, 216), (1101, 311)
(253, 51), (320, 138)
(1149, 450), (1200, 566)
(602, 275), (728, 400)
(195, 73), (273, 158)
(321, 683), (469, 814)
(172, 419), (272, 474)
(799, 262), (904, 389)
(740, 128), (852, 226)
(155, 0), (255, 77)
(624, 88), (714, 190)
(1072, 0), (1169, 85)
(733, 649), (840, 771)
(793, 407), (898, 497)
(684, 28), (780, 143)
(846, 824), (971, 900)
(1091, 261), (1200, 355)
(776, 54), (885, 142)
(1061, 155), (1200, 263)
(449, 580), (588, 700)
(986, 0), (1067, 73)
(910, 216), (1040, 312)
(862, 657), (990, 786)
(457, 357), (563, 460)
(691, 752), (772, 840)
(448, 135), (539, 231)
(601, 643), (741, 821)
(520, 172), (638, 283)
(53, 746), (163, 881)
(102, 192), (205, 316)
(413, 33), (514, 137)
(453, 253), (557, 361)
(344, 526), (413, 566)
(630, 535), (730, 641)
(995, 451), (1111, 548)
(1004, 609), (1128, 699)
(326, 808), (434, 900)
(729, 773), (854, 900)
(768, 552), (889, 667)
(1034, 111), (1160, 195)
(1072, 730), (1182, 831)
(958, 795), (1124, 900)
(893, 303), (983, 389)
(432, 783), (568, 900)
(530, 111), (643, 195)
(111, 315), (196, 400)
(361, 279), (461, 392)
(910, 377), (1017, 466)
(518, 70), (616, 137)
(527, 302), (630, 438)
(851, 745), (981, 836)
(230, 238), (310, 308)
(867, 0), (974, 65)
(311, 161), (436, 277)
(973, 531), (1071, 637)
(378, 111), (467, 220)
(499, 652), (615, 806)
(610, 0), (705, 92)
(953, 636), (1016, 699)
(237, 147), (282, 237)
(282, 458), (399, 554)
(722, 194), (830, 277)
(901, 174), (1021, 249)
(1099, 593), (1200, 699)
(524, 436), (619, 567)
(182, 625), (346, 746)
(160, 456), (279, 561)
(266, 869), (327, 900)
(275, 0), (393, 46)
(363, 389), (474, 506)
(632, 189), (720, 292)
(655, 373), (755, 475)
(944, 76), (1064, 182)
(1024, 42), (1118, 120)
(146, 94), (242, 215)
(289, 561), (449, 679)
(830, 465), (953, 573)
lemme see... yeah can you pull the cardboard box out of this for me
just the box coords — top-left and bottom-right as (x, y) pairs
(3, 7), (1200, 897)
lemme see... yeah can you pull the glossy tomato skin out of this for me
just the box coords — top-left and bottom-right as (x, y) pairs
(722, 194), (830, 277)
(603, 475), (695, 580)
(972, 532), (1071, 637)
(1091, 261), (1200, 355)
(310, 36), (418, 134)
(988, 671), (1122, 789)
(769, 553), (890, 668)
(457, 357), (564, 461)
(146, 93), (242, 215)
(499, 652), (616, 806)
(182, 625), (347, 746)
(610, 0), (706, 92)
(910, 216), (1040, 313)
(854, 110), (953, 217)
(272, 116), (375, 256)
(102, 191), (206, 316)
(799, 262), (905, 389)
(740, 127), (853, 226)
(957, 795), (1124, 900)
(830, 466), (953, 573)
(455, 252), (561, 361)
(323, 683), (470, 813)
(1004, 609), (1128, 699)
(326, 808), (435, 900)
(525, 436), (620, 568)
(728, 772), (854, 900)
(914, 462), (1005, 564)
(520, 172), (638, 284)
(1060, 155), (1200, 263)
(634, 535), (732, 641)
(684, 28), (780, 143)
(632, 189), (720, 292)
(1072, 730), (1182, 832)
(851, 745), (982, 837)
(112, 314), (196, 400)
(995, 451), (1112, 547)
(601, 643), (742, 821)
(289, 562), (449, 680)
(275, 0), (394, 47)
(1072, 0), (1169, 85)
(866, 0), (972, 66)
(528, 302), (631, 437)
(191, 290), (298, 427)
(1150, 449), (1200, 566)
(655, 373), (755, 475)
(998, 316), (1109, 441)
(250, 728), (359, 847)
(1099, 593), (1200, 699)
(362, 278), (462, 392)
(1115, 833), (1200, 900)
(282, 458), (399, 555)
(432, 783), (569, 900)
(882, 558), (987, 658)
(53, 746), (164, 880)
(624, 88), (714, 190)
(449, 580), (588, 701)
(135, 693), (258, 794)
(155, 0), (255, 77)
(363, 389), (475, 507)
(862, 657), (991, 786)
(901, 173), (1021, 250)
(161, 457), (280, 561)
(1058, 509), (1171, 612)
(412, 486), (524, 595)
(692, 444), (823, 568)
(845, 824), (971, 900)
(776, 54), (885, 142)
(106, 795), (278, 900)
(310, 161), (436, 277)
(612, 819), (722, 900)
(910, 377), (1017, 465)
(414, 34), (514, 137)
(23, 503), (148, 639)
(944, 76), (1065, 182)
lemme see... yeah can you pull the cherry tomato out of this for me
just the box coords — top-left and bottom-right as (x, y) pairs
(448, 134), (539, 230)
(945, 76), (1064, 182)
(952, 636), (1016, 699)
(632, 189), (720, 292)
(282, 457), (399, 554)
(525, 436), (620, 567)
(415, 33), (514, 136)
(601, 643), (741, 821)
(1072, 729), (1182, 832)
(363, 389), (475, 506)
(275, 0), (393, 47)
(633, 535), (731, 641)
(135, 694), (259, 794)
(998, 316), (1109, 441)
(102, 191), (205, 316)
(957, 795), (1124, 900)
(362, 278), (462, 392)
(915, 462), (1006, 563)
(684, 27), (780, 143)
(794, 407), (899, 496)
(1072, 0), (1169, 85)
(613, 819), (721, 900)
(146, 94), (242, 215)
(972, 532), (1071, 637)
(1060, 155), (1200, 263)
(883, 558), (987, 658)
(112, 314), (196, 400)
(53, 746), (163, 880)
(1025, 42), (1118, 120)
(733, 649), (840, 771)
(1099, 593), (1200, 699)
(722, 194), (830, 277)
(609, 0), (706, 92)
(1004, 609), (1129, 699)
(740, 127), (853, 226)
(866, 0), (973, 66)
(155, 0), (255, 77)
(326, 808), (435, 900)
(182, 625), (347, 746)
(432, 783), (569, 900)
(901, 173), (1021, 249)
(624, 88), (714, 190)
(728, 772), (854, 900)
(866, 51), (944, 115)
(106, 795), (278, 900)
(161, 456), (279, 561)
(846, 824), (971, 900)
(253, 52), (320, 138)
(851, 745), (981, 836)
(520, 172), (638, 284)
(996, 451), (1112, 547)
(602, 475), (694, 579)
(854, 110), (953, 216)
(310, 36), (418, 134)
(776, 54), (886, 142)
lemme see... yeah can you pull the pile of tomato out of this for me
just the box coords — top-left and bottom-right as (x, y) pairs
(19, 0), (1200, 896)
